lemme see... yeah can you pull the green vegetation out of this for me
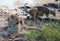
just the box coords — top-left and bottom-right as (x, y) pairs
(42, 27), (60, 41)
(24, 22), (60, 41)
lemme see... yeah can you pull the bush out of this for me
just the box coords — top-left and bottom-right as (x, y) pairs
(24, 22), (60, 41)
(42, 22), (60, 41)
(42, 27), (60, 41)
(24, 30), (42, 41)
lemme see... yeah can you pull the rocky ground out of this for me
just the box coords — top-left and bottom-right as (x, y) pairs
(0, 6), (60, 41)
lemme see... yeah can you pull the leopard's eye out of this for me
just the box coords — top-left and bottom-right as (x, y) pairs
(11, 15), (14, 18)
(16, 21), (19, 24)
(4, 12), (7, 13)
(20, 20), (23, 25)
(16, 14), (19, 16)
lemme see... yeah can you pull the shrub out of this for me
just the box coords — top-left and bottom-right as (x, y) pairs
(42, 22), (60, 41)
(42, 27), (60, 41)
(24, 30), (42, 41)
(24, 22), (60, 41)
